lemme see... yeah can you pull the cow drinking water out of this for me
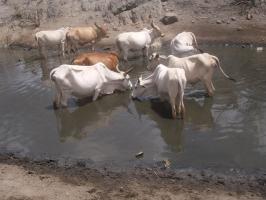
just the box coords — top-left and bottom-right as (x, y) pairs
(132, 64), (187, 119)
(50, 62), (132, 109)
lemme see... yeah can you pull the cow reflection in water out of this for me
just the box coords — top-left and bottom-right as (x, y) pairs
(185, 92), (214, 130)
(132, 94), (214, 152)
(133, 100), (184, 153)
(54, 93), (131, 142)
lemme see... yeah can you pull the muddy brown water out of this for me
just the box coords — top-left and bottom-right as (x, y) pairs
(0, 45), (266, 171)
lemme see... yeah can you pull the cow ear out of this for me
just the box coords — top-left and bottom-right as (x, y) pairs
(155, 53), (160, 59)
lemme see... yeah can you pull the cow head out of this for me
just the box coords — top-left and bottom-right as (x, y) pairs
(121, 67), (134, 90)
(122, 73), (133, 90)
(94, 22), (109, 38)
(151, 21), (165, 38)
(147, 53), (160, 71)
(131, 75), (156, 100)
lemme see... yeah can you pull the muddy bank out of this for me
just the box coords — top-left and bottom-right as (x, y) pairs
(1, 0), (266, 48)
(1, 154), (266, 200)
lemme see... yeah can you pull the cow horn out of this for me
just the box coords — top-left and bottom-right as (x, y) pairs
(94, 22), (100, 29)
(151, 20), (155, 28)
(124, 67), (134, 75)
(151, 20), (160, 30)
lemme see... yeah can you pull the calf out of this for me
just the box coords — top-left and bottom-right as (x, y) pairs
(35, 27), (69, 58)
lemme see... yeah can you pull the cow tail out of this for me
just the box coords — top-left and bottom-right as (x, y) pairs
(212, 56), (236, 82)
(191, 32), (203, 53)
(50, 69), (57, 82)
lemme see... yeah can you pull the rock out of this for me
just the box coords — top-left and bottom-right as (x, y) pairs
(135, 151), (144, 158)
(231, 17), (236, 21)
(119, 187), (124, 192)
(163, 159), (171, 168)
(113, 27), (119, 31)
(216, 20), (222, 24)
(87, 188), (97, 193)
(247, 13), (253, 20)
(160, 13), (178, 25)
(256, 47), (263, 52)
(236, 27), (243, 31)
(161, 0), (168, 2)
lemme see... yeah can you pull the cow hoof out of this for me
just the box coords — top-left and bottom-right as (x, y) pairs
(205, 93), (213, 98)
(53, 101), (59, 110)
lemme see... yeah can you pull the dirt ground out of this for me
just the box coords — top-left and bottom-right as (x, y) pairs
(1, 154), (266, 200)
(1, 1), (266, 199)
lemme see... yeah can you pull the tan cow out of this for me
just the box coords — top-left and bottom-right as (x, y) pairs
(72, 52), (121, 72)
(66, 23), (108, 54)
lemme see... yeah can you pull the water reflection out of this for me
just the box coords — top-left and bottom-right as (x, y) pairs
(185, 91), (214, 130)
(133, 100), (184, 153)
(54, 93), (131, 142)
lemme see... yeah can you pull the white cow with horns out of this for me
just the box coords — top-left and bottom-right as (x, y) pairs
(170, 32), (203, 57)
(132, 64), (187, 119)
(35, 27), (70, 58)
(116, 21), (165, 61)
(50, 62), (133, 108)
(147, 53), (236, 97)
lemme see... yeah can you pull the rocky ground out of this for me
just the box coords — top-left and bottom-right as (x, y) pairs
(1, 0), (266, 199)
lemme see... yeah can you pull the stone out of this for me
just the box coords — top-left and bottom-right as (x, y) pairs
(216, 20), (222, 24)
(160, 13), (178, 25)
(247, 13), (253, 20)
(135, 151), (144, 158)
(231, 17), (236, 21)
(256, 47), (263, 52)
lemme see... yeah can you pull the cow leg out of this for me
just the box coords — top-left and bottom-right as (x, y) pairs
(39, 46), (47, 59)
(168, 93), (177, 119)
(170, 99), (177, 119)
(60, 93), (68, 108)
(93, 89), (101, 101)
(61, 41), (65, 58)
(53, 91), (61, 109)
(53, 81), (62, 109)
(122, 49), (128, 62)
(203, 80), (214, 97)
(143, 46), (149, 58)
(211, 81), (216, 91)
(180, 93), (185, 119)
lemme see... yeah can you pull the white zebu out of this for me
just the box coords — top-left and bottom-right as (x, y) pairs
(148, 53), (236, 97)
(35, 27), (69, 58)
(132, 64), (187, 119)
(170, 32), (202, 57)
(50, 62), (133, 108)
(116, 21), (164, 61)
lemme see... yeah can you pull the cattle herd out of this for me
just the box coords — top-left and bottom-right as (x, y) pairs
(35, 21), (236, 119)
